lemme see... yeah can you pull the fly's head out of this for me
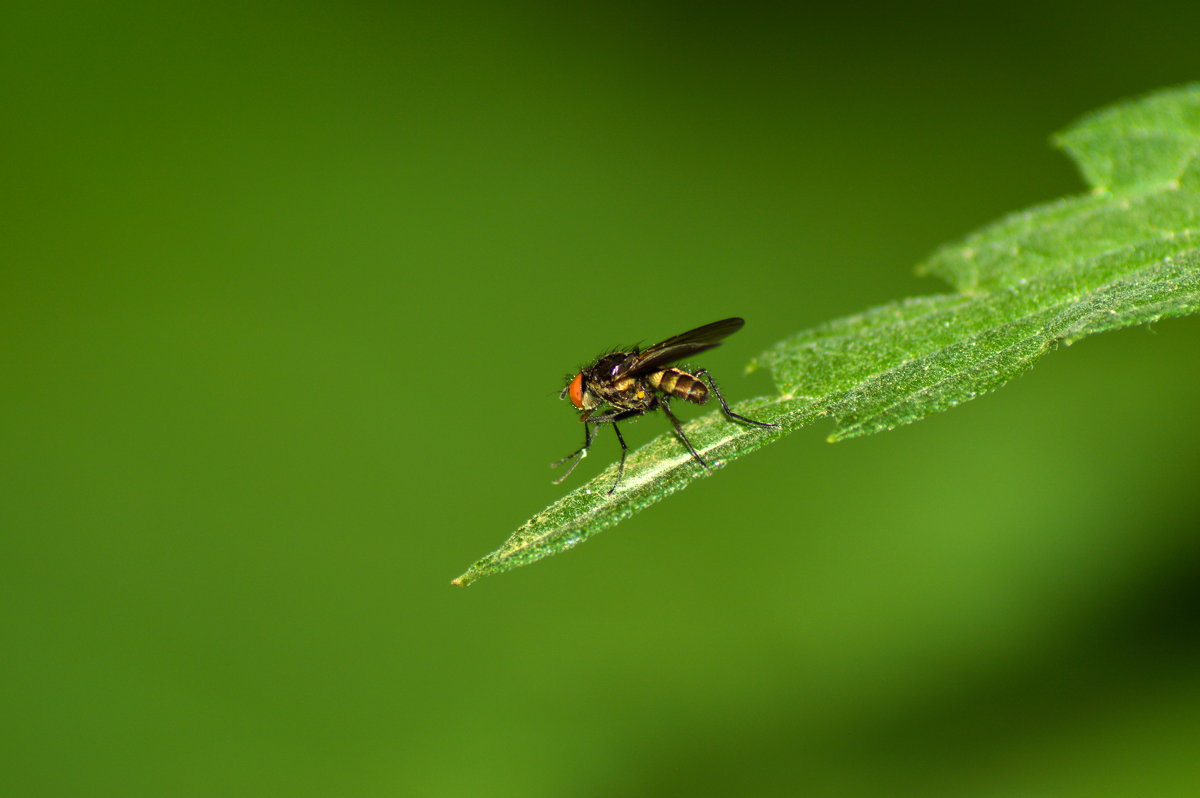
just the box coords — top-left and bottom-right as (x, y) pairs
(561, 370), (601, 414)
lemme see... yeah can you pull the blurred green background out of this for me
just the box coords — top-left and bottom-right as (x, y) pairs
(4, 2), (1200, 795)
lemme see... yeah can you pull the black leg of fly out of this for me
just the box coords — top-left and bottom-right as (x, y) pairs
(551, 420), (595, 484)
(659, 398), (708, 471)
(608, 423), (627, 495)
(694, 369), (778, 429)
(565, 407), (642, 494)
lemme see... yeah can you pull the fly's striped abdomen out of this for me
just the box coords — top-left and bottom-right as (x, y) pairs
(648, 368), (708, 405)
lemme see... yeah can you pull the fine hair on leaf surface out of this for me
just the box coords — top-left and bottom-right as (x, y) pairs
(452, 84), (1200, 587)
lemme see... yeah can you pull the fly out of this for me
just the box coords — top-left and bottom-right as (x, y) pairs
(552, 317), (777, 494)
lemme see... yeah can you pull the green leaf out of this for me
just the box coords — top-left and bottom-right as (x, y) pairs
(452, 84), (1200, 587)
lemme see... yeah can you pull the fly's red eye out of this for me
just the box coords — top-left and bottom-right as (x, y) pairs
(567, 373), (584, 408)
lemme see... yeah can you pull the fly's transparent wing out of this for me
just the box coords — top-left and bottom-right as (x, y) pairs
(616, 318), (745, 376)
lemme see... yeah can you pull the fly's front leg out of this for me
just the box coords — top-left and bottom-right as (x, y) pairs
(586, 407), (643, 494)
(551, 420), (595, 484)
(694, 369), (778, 428)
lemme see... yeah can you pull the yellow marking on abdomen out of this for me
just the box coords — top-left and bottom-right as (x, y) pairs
(651, 368), (707, 403)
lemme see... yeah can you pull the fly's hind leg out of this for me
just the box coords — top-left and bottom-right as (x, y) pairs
(694, 369), (778, 428)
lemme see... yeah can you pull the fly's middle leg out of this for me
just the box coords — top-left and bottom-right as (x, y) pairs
(659, 399), (709, 472)
(608, 423), (627, 495)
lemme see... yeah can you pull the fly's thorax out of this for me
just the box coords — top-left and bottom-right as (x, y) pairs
(648, 368), (708, 404)
(591, 375), (655, 411)
(579, 357), (654, 412)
